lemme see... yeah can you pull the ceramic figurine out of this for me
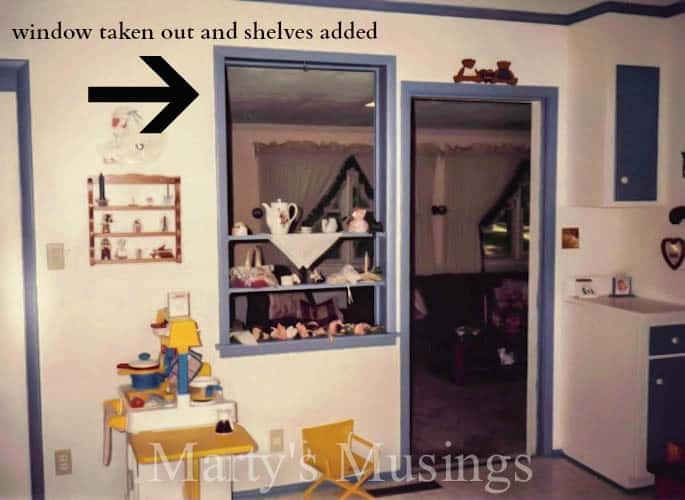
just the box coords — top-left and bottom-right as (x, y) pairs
(100, 238), (112, 260)
(161, 215), (169, 232)
(102, 213), (113, 234)
(162, 184), (174, 206)
(231, 222), (248, 236)
(146, 196), (155, 206)
(453, 58), (480, 83)
(115, 239), (128, 260)
(493, 60), (518, 85)
(135, 248), (143, 259)
(296, 322), (310, 338)
(261, 199), (299, 234)
(215, 408), (233, 434)
(321, 217), (338, 233)
(97, 173), (108, 206)
(347, 208), (369, 233)
(133, 219), (142, 233)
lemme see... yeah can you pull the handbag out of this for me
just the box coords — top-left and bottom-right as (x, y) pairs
(229, 246), (278, 288)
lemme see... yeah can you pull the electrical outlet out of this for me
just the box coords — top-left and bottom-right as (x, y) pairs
(270, 429), (284, 453)
(55, 449), (72, 475)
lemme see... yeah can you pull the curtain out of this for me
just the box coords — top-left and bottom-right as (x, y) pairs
(256, 141), (373, 232)
(413, 145), (439, 275)
(442, 148), (525, 273)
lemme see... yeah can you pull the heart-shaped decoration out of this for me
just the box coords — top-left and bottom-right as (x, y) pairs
(661, 238), (685, 270)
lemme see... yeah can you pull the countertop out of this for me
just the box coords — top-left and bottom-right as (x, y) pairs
(568, 295), (685, 315)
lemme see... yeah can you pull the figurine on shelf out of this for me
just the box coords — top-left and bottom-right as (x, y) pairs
(115, 239), (128, 260)
(231, 222), (248, 236)
(162, 184), (174, 206)
(133, 219), (142, 233)
(102, 213), (113, 234)
(453, 58), (480, 83)
(97, 173), (108, 207)
(347, 208), (369, 233)
(150, 244), (174, 259)
(100, 238), (112, 260)
(493, 60), (518, 85)
(146, 196), (155, 206)
(161, 215), (169, 233)
(321, 217), (338, 233)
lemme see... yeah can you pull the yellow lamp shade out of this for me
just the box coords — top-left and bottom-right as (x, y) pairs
(167, 319), (201, 353)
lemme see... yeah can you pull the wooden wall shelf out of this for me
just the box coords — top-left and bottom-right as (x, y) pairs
(88, 174), (182, 265)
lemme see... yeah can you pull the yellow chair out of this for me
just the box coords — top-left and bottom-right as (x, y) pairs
(301, 419), (379, 499)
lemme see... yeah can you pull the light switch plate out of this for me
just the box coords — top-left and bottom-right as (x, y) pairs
(46, 243), (65, 270)
(55, 449), (72, 475)
(270, 429), (284, 453)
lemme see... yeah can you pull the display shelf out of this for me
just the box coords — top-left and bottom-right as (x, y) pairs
(227, 232), (381, 243)
(87, 174), (182, 265)
(216, 332), (398, 357)
(228, 281), (384, 295)
(91, 205), (175, 211)
(93, 232), (176, 238)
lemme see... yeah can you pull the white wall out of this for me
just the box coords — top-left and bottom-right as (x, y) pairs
(12, 1), (685, 498)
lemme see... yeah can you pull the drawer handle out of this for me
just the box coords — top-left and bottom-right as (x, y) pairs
(672, 337), (680, 345)
(656, 378), (664, 385)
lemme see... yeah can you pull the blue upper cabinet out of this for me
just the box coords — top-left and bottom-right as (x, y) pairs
(614, 65), (659, 202)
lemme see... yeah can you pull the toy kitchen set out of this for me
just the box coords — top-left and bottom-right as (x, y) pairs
(103, 292), (255, 500)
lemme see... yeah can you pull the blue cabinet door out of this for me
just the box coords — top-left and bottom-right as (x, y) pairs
(615, 65), (659, 202)
(647, 357), (685, 465)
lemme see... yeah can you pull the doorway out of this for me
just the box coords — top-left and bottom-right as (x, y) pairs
(399, 82), (558, 461)
(410, 99), (532, 459)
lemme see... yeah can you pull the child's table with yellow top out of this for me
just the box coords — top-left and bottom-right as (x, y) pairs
(128, 424), (256, 500)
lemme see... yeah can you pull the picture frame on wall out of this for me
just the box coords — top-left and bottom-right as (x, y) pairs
(611, 275), (633, 297)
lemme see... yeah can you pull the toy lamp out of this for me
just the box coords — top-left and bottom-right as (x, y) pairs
(166, 318), (201, 395)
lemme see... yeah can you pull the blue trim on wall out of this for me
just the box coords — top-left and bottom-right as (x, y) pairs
(0, 60), (44, 499)
(213, 46), (397, 356)
(243, 0), (685, 25)
(399, 82), (558, 457)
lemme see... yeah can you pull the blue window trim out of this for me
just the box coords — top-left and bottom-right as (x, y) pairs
(241, 0), (685, 25)
(213, 46), (397, 358)
(399, 81), (558, 457)
(0, 60), (44, 499)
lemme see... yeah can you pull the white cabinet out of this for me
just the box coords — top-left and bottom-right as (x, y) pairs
(561, 296), (685, 488)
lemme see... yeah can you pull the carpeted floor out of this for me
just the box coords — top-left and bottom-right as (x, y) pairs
(411, 358), (526, 458)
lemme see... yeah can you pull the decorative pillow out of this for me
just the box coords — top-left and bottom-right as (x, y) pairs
(269, 293), (308, 321)
(300, 298), (344, 326)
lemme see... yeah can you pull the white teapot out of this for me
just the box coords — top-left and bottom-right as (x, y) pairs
(261, 199), (299, 235)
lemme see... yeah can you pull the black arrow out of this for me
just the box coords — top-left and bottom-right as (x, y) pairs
(88, 56), (198, 133)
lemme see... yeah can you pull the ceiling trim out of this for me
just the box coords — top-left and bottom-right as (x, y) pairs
(241, 0), (684, 26)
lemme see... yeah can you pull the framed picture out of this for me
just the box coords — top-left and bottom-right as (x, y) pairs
(168, 291), (190, 318)
(611, 275), (633, 297)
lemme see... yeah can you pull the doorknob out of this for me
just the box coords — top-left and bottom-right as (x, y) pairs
(656, 378), (664, 385)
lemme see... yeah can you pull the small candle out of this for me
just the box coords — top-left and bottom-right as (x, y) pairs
(98, 173), (105, 201)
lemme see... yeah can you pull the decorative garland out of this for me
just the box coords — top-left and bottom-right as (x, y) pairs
(302, 155), (375, 227)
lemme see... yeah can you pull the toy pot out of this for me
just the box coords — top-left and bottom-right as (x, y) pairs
(189, 376), (222, 402)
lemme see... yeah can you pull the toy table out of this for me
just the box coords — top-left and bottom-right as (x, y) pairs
(128, 424), (256, 500)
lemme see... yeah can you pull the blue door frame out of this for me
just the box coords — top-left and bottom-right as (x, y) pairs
(0, 60), (44, 498)
(399, 82), (558, 457)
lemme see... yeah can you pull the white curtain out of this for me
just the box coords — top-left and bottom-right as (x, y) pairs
(413, 145), (439, 275)
(442, 148), (525, 273)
